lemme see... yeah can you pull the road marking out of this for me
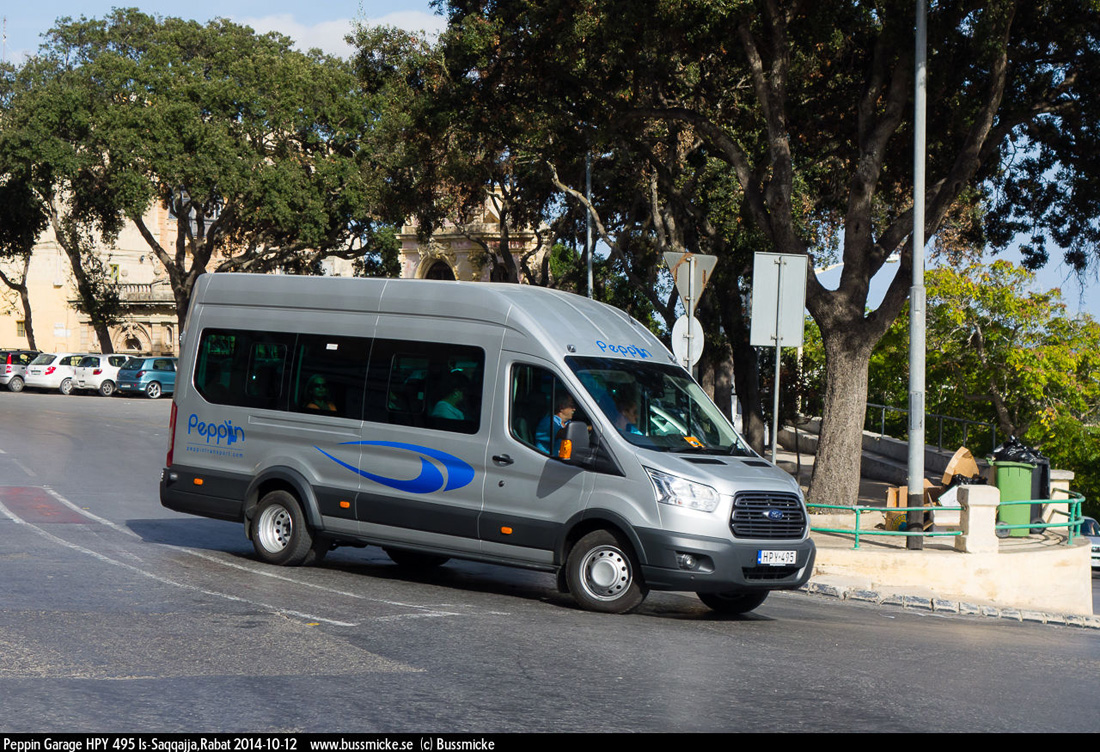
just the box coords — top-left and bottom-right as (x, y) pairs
(38, 486), (471, 619)
(12, 459), (37, 478)
(1, 487), (87, 523)
(0, 497), (358, 627)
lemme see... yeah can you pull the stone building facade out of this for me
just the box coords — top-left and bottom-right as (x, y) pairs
(0, 195), (541, 355)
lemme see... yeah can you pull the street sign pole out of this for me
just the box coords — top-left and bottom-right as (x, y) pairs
(771, 257), (784, 463)
(687, 255), (696, 374)
(664, 252), (717, 374)
(750, 252), (808, 464)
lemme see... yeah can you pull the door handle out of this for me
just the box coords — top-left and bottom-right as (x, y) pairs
(492, 454), (514, 465)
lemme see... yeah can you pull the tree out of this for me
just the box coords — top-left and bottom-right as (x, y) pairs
(0, 175), (48, 350)
(806, 260), (1100, 517)
(397, 0), (1100, 506)
(0, 50), (129, 352)
(1, 10), (397, 335)
(925, 261), (1100, 440)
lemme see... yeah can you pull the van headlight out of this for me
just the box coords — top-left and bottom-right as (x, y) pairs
(645, 468), (720, 513)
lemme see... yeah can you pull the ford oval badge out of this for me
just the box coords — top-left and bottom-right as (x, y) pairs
(764, 509), (784, 521)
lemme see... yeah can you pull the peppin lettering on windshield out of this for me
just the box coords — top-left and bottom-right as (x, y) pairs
(596, 340), (652, 359)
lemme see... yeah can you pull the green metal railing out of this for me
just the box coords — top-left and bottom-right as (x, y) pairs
(808, 488), (1087, 550)
(994, 489), (1086, 540)
(807, 502), (963, 549)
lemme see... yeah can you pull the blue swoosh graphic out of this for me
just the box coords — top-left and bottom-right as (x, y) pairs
(315, 441), (475, 494)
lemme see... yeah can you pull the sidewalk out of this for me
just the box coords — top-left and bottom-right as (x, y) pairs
(772, 445), (1100, 628)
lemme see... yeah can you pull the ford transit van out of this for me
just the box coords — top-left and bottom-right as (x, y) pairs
(161, 273), (815, 614)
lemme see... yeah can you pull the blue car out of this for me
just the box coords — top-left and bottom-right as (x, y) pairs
(116, 356), (177, 399)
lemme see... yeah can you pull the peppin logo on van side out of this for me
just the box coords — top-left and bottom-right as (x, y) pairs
(317, 441), (475, 494)
(187, 413), (245, 445)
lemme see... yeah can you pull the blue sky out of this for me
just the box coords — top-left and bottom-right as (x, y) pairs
(1, 2), (444, 61)
(4, 2), (1098, 319)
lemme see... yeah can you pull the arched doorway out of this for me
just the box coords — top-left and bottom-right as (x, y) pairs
(424, 261), (456, 280)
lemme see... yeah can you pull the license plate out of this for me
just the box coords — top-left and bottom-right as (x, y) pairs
(757, 549), (797, 566)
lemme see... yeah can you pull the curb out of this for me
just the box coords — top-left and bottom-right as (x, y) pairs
(797, 580), (1100, 629)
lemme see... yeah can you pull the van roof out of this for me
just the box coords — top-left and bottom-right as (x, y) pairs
(193, 273), (675, 365)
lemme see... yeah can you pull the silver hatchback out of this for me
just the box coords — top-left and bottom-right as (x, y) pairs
(0, 350), (39, 392)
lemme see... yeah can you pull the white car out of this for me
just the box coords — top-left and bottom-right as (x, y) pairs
(73, 354), (132, 396)
(23, 353), (90, 394)
(1080, 517), (1100, 570)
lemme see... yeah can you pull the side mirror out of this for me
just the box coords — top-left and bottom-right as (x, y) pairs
(556, 421), (591, 463)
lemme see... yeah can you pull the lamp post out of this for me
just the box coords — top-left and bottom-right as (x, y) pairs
(907, 0), (928, 550)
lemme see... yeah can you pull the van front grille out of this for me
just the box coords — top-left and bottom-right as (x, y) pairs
(742, 566), (801, 581)
(730, 492), (806, 539)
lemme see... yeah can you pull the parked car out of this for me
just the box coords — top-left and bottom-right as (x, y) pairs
(0, 349), (40, 392)
(73, 354), (132, 396)
(23, 353), (89, 394)
(116, 356), (177, 399)
(1080, 517), (1100, 570)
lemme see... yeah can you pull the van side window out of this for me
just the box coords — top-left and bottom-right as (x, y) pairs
(196, 329), (294, 410)
(289, 334), (370, 420)
(510, 364), (583, 456)
(365, 339), (484, 434)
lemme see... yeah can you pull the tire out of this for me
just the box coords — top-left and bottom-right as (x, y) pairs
(384, 547), (450, 570)
(145, 381), (162, 399)
(250, 490), (316, 566)
(697, 590), (769, 615)
(59, 378), (73, 395)
(565, 530), (647, 614)
(99, 380), (116, 397)
(7, 376), (24, 393)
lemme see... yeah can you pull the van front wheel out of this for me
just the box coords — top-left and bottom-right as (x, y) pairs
(251, 491), (315, 566)
(566, 530), (647, 614)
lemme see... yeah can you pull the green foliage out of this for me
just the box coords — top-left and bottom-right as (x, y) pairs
(1, 9), (397, 329)
(925, 261), (1100, 440)
(802, 261), (1100, 512)
(352, 226), (402, 278)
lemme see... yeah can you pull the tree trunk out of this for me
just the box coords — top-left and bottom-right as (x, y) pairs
(715, 279), (767, 454)
(807, 333), (874, 508)
(712, 349), (734, 420)
(19, 289), (36, 351)
(18, 253), (35, 350)
(732, 343), (766, 454)
(0, 255), (37, 350)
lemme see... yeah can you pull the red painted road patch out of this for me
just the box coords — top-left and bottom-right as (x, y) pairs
(0, 487), (89, 524)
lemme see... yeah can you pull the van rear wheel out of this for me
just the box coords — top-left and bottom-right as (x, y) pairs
(565, 530), (647, 614)
(251, 490), (316, 566)
(697, 591), (769, 615)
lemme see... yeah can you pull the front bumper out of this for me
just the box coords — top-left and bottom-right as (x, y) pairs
(635, 527), (816, 593)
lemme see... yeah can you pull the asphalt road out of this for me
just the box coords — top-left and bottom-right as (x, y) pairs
(0, 391), (1097, 733)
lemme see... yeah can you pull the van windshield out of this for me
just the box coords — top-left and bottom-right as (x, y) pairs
(565, 356), (753, 455)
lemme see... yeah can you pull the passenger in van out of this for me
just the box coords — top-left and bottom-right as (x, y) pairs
(305, 375), (337, 412)
(430, 373), (468, 420)
(613, 389), (643, 435)
(536, 394), (576, 455)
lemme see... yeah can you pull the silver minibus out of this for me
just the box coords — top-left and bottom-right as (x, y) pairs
(161, 273), (815, 614)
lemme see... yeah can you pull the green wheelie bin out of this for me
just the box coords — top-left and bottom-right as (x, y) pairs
(992, 460), (1035, 538)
